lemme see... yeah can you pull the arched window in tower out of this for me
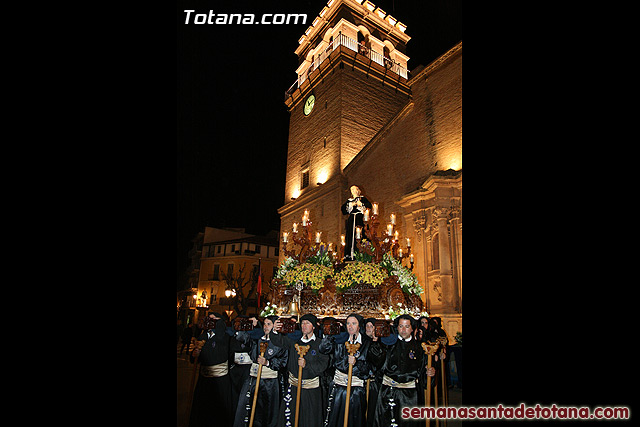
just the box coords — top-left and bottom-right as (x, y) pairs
(383, 46), (393, 69)
(308, 54), (315, 78)
(357, 32), (369, 57)
(300, 165), (310, 190)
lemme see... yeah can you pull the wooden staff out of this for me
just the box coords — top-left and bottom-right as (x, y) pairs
(249, 341), (270, 427)
(421, 341), (440, 427)
(294, 344), (310, 427)
(186, 339), (206, 426)
(437, 336), (449, 409)
(343, 341), (361, 427)
(365, 378), (370, 421)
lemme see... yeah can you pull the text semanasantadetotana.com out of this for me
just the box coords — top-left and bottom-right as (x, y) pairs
(401, 403), (630, 420)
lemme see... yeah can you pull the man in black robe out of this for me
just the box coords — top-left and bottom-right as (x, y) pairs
(422, 317), (449, 408)
(189, 312), (234, 427)
(320, 313), (375, 427)
(233, 315), (288, 427)
(229, 321), (254, 417)
(271, 314), (330, 427)
(364, 318), (385, 427)
(341, 185), (372, 261)
(368, 314), (435, 427)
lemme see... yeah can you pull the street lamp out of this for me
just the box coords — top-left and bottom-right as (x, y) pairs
(224, 289), (236, 319)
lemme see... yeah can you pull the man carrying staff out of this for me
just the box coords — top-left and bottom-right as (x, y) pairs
(423, 317), (449, 408)
(233, 315), (288, 427)
(189, 312), (234, 427)
(271, 314), (330, 427)
(319, 313), (375, 427)
(229, 317), (255, 417)
(363, 318), (385, 427)
(368, 314), (435, 427)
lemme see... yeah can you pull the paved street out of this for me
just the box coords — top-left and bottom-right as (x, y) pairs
(177, 343), (462, 426)
(177, 345), (195, 427)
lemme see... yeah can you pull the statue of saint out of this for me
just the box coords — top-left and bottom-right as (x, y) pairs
(341, 185), (372, 261)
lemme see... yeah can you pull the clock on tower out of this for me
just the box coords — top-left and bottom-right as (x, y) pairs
(303, 94), (315, 116)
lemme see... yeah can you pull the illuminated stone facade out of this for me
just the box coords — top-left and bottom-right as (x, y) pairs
(278, 0), (462, 340)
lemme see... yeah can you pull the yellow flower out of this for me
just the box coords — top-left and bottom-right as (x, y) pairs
(334, 261), (388, 289)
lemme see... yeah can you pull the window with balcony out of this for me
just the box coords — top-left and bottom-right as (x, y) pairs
(286, 33), (409, 98)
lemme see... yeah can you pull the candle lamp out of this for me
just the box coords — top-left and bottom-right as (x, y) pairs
(364, 209), (370, 222)
(355, 226), (362, 240)
(315, 231), (322, 244)
(283, 232), (289, 243)
(390, 213), (396, 225)
(280, 213), (318, 265)
(372, 203), (379, 215)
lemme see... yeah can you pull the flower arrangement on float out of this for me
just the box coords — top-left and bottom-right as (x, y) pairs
(386, 302), (429, 320)
(279, 262), (333, 291)
(259, 302), (278, 317)
(381, 253), (422, 295)
(273, 203), (426, 317)
(274, 256), (299, 280)
(333, 261), (388, 290)
(275, 250), (421, 294)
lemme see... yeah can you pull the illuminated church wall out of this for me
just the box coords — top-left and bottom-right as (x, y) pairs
(344, 44), (461, 321)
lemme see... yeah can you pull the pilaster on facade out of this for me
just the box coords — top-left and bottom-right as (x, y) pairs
(397, 170), (462, 315)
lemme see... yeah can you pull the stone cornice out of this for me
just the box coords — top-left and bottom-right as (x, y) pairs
(408, 41), (462, 85)
(396, 170), (462, 208)
(285, 44), (411, 111)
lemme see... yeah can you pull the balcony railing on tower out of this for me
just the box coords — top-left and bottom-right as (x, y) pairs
(285, 33), (409, 98)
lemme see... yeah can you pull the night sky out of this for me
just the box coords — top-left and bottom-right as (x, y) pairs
(177, 0), (462, 287)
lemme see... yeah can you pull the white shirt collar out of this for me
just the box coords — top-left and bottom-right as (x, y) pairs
(349, 333), (362, 344)
(301, 332), (316, 343)
(397, 334), (412, 342)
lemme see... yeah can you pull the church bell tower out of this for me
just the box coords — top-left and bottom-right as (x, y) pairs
(278, 0), (412, 255)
